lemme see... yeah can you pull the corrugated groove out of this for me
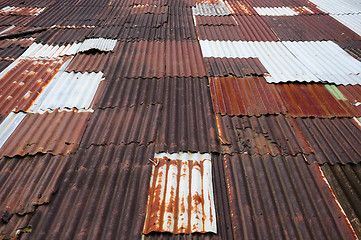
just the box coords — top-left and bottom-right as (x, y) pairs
(204, 57), (267, 77)
(321, 163), (361, 239)
(331, 14), (361, 38)
(156, 77), (219, 153)
(224, 153), (356, 240)
(131, 5), (169, 14)
(216, 114), (313, 156)
(209, 76), (287, 116)
(345, 48), (361, 62)
(192, 3), (231, 16)
(0, 110), (92, 157)
(308, 0), (361, 14)
(0, 15), (34, 26)
(0, 39), (33, 59)
(143, 153), (217, 234)
(35, 28), (93, 44)
(25, 144), (155, 240)
(296, 117), (361, 164)
(194, 16), (238, 26)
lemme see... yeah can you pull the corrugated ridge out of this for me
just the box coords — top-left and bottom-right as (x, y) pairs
(0, 39), (33, 59)
(224, 153), (356, 240)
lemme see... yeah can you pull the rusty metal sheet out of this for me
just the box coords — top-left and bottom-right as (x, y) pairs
(35, 28), (93, 44)
(321, 163), (361, 239)
(156, 77), (219, 153)
(275, 83), (361, 118)
(13, 144), (155, 239)
(125, 13), (167, 28)
(223, 0), (256, 15)
(0, 57), (71, 115)
(0, 60), (12, 72)
(131, 5), (169, 14)
(204, 57), (267, 77)
(296, 117), (361, 164)
(0, 6), (45, 16)
(210, 76), (287, 116)
(216, 114), (313, 156)
(168, 13), (198, 41)
(0, 15), (34, 26)
(0, 39), (33, 59)
(338, 85), (361, 113)
(196, 15), (278, 41)
(223, 153), (356, 240)
(143, 152), (217, 234)
(0, 110), (92, 157)
(80, 104), (161, 148)
(194, 15), (237, 26)
(345, 48), (361, 62)
(266, 15), (361, 41)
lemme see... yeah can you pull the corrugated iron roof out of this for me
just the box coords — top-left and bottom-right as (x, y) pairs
(210, 76), (287, 116)
(338, 85), (361, 112)
(216, 114), (313, 155)
(204, 57), (267, 77)
(296, 117), (361, 164)
(253, 6), (315, 15)
(192, 3), (231, 16)
(0, 39), (33, 59)
(194, 15), (237, 26)
(221, 153), (356, 239)
(35, 27), (93, 44)
(143, 152), (217, 234)
(331, 14), (361, 38)
(321, 163), (361, 239)
(308, 0), (361, 14)
(0, 6), (45, 16)
(0, 112), (26, 150)
(156, 77), (219, 153)
(0, 110), (91, 157)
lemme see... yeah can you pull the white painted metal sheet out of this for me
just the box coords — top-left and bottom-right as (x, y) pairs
(21, 42), (80, 59)
(192, 3), (231, 16)
(143, 152), (217, 234)
(331, 14), (361, 37)
(199, 40), (361, 85)
(77, 38), (117, 53)
(253, 7), (299, 16)
(0, 112), (26, 149)
(308, 0), (361, 14)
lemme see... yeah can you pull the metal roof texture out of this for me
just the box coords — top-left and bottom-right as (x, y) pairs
(331, 14), (361, 38)
(0, 110), (92, 157)
(216, 114), (313, 155)
(221, 153), (356, 240)
(321, 163), (361, 239)
(0, 39), (33, 59)
(143, 152), (217, 234)
(308, 0), (361, 14)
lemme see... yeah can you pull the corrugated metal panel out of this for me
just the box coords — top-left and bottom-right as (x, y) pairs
(168, 12), (198, 41)
(80, 105), (161, 148)
(156, 77), (219, 153)
(245, 0), (320, 9)
(204, 57), (267, 77)
(192, 3), (231, 16)
(0, 39), (33, 59)
(275, 83), (361, 118)
(193, 15), (237, 26)
(223, 0), (256, 15)
(345, 48), (361, 62)
(266, 15), (361, 41)
(0, 15), (34, 26)
(216, 114), (313, 155)
(0, 57), (70, 115)
(95, 78), (164, 109)
(0, 112), (26, 150)
(29, 71), (104, 113)
(308, 0), (361, 14)
(338, 85), (361, 113)
(0, 154), (71, 219)
(296, 117), (361, 164)
(254, 6), (301, 15)
(200, 40), (361, 85)
(223, 153), (356, 240)
(196, 15), (278, 41)
(125, 13), (168, 28)
(77, 38), (117, 53)
(131, 5), (168, 14)
(210, 76), (287, 116)
(35, 27), (93, 44)
(21, 42), (80, 59)
(143, 152), (216, 234)
(0, 59), (12, 72)
(0, 6), (45, 16)
(24, 144), (155, 239)
(0, 110), (91, 157)
(321, 163), (361, 239)
(332, 14), (361, 38)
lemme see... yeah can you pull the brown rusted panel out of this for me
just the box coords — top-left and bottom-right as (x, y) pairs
(0, 39), (32, 59)
(296, 117), (361, 164)
(322, 163), (361, 239)
(0, 154), (71, 220)
(0, 7), (44, 16)
(0, 57), (71, 115)
(345, 48), (361, 62)
(0, 15), (34, 26)
(0, 110), (91, 157)
(23, 144), (155, 239)
(125, 13), (167, 28)
(156, 77), (219, 153)
(338, 85), (361, 113)
(194, 16), (237, 26)
(275, 83), (361, 118)
(167, 12), (198, 41)
(266, 15), (361, 41)
(0, 60), (12, 72)
(196, 15), (278, 41)
(209, 76), (286, 116)
(216, 114), (313, 155)
(0, 212), (32, 239)
(80, 104), (161, 148)
(224, 0), (257, 15)
(204, 57), (267, 77)
(131, 5), (169, 14)
(35, 28), (93, 44)
(224, 153), (356, 240)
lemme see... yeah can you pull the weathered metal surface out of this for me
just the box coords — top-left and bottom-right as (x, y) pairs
(245, 0), (320, 9)
(275, 83), (361, 118)
(0, 57), (70, 114)
(131, 5), (168, 14)
(192, 3), (231, 16)
(345, 48), (361, 62)
(0, 6), (45, 16)
(196, 15), (278, 41)
(29, 71), (104, 113)
(338, 85), (361, 113)
(223, 153), (356, 240)
(266, 15), (361, 41)
(0, 112), (26, 150)
(21, 144), (155, 239)
(321, 163), (361, 239)
(194, 15), (237, 26)
(143, 152), (216, 234)
(296, 117), (361, 164)
(0, 60), (12, 72)
(331, 14), (361, 38)
(0, 39), (33, 59)
(223, 0), (256, 15)
(200, 40), (361, 85)
(167, 11), (198, 41)
(308, 0), (361, 14)
(0, 15), (34, 26)
(80, 104), (161, 148)
(0, 110), (92, 157)
(21, 42), (80, 59)
(254, 6), (315, 15)
(77, 38), (117, 53)
(35, 27), (93, 44)
(156, 77), (219, 153)
(204, 57), (267, 77)
(210, 76), (286, 116)
(216, 114), (313, 155)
